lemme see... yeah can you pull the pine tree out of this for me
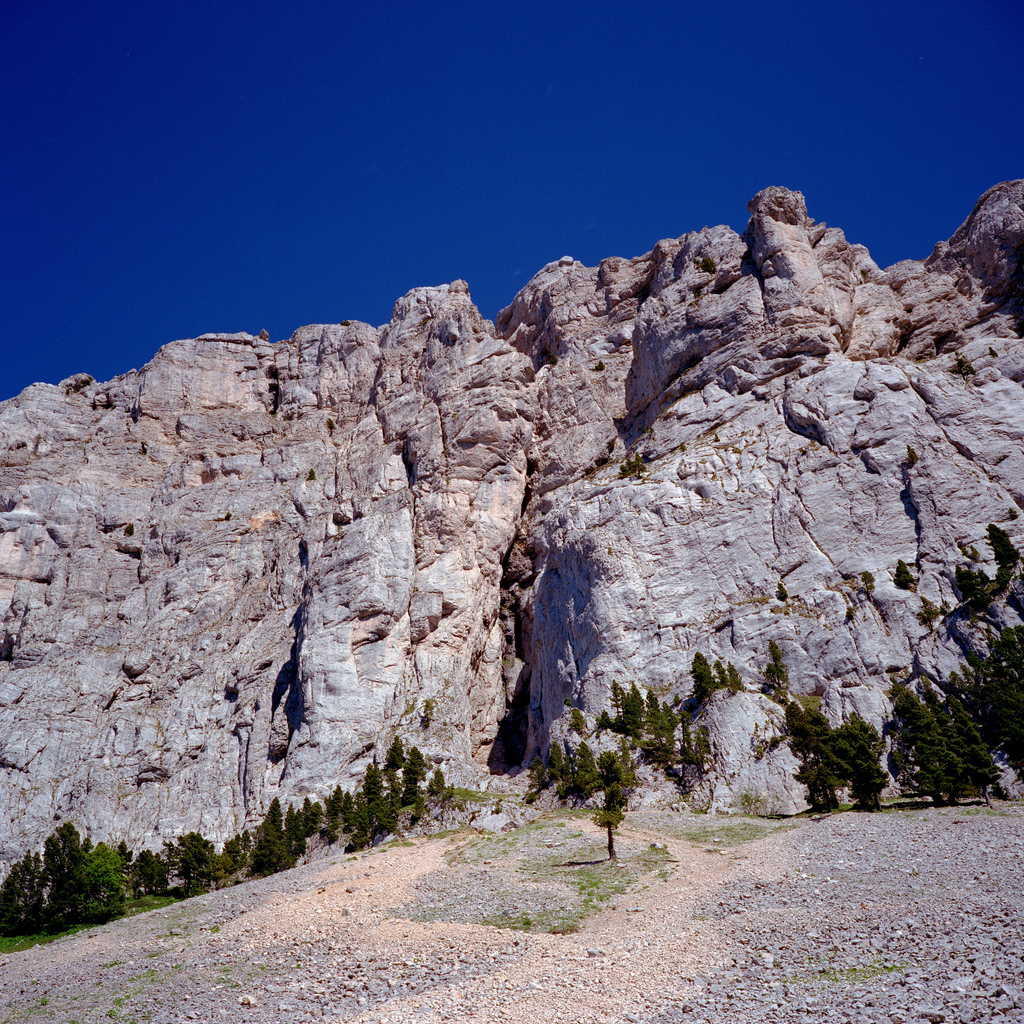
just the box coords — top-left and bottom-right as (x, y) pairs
(947, 698), (997, 804)
(131, 849), (168, 896)
(622, 683), (645, 740)
(610, 680), (626, 728)
(527, 754), (547, 794)
(894, 559), (917, 591)
(713, 660), (743, 692)
(384, 736), (406, 772)
(785, 701), (843, 810)
(970, 625), (1024, 779)
(547, 742), (565, 782)
(573, 741), (600, 797)
(386, 769), (403, 824)
(890, 686), (963, 805)
(363, 763), (394, 838)
(829, 714), (887, 810)
(427, 767), (448, 802)
(285, 803), (307, 860)
(349, 789), (371, 848)
(302, 797), (323, 838)
(764, 641), (789, 695)
(0, 851), (45, 936)
(402, 746), (428, 807)
(987, 523), (1021, 591)
(250, 797), (292, 876)
(593, 751), (628, 858)
(164, 833), (215, 897)
(642, 693), (679, 766)
(43, 822), (88, 932)
(593, 783), (625, 859)
(691, 652), (715, 705)
(340, 790), (356, 832)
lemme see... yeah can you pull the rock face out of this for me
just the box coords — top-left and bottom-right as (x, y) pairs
(2, 182), (1023, 859)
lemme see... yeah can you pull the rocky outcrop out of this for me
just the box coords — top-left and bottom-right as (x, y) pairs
(2, 182), (1023, 860)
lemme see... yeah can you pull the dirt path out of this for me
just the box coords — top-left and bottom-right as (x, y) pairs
(5, 806), (1020, 1024)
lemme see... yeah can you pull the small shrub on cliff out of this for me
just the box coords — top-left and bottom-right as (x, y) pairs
(952, 353), (976, 379)
(618, 452), (646, 479)
(894, 559), (917, 591)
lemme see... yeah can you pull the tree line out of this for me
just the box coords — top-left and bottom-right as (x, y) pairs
(0, 746), (454, 939)
(526, 621), (1022, 822)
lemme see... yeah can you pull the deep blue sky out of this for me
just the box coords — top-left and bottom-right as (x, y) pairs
(2, 1), (1022, 400)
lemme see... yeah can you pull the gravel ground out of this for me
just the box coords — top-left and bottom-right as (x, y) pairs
(1, 804), (1021, 1024)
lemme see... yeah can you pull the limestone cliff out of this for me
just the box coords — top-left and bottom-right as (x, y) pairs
(2, 182), (1023, 858)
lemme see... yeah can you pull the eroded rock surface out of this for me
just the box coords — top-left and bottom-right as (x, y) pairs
(2, 182), (1023, 858)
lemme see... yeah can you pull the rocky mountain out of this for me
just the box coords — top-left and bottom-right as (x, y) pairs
(2, 182), (1023, 861)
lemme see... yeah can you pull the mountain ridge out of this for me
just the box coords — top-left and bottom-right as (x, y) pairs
(1, 181), (1023, 861)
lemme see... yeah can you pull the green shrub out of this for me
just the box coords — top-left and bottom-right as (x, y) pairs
(894, 559), (916, 591)
(776, 580), (788, 601)
(693, 255), (717, 275)
(860, 570), (875, 594)
(306, 468), (316, 481)
(618, 453), (646, 479)
(917, 597), (942, 629)
(905, 445), (919, 467)
(123, 523), (134, 537)
(952, 353), (976, 379)
(569, 709), (587, 735)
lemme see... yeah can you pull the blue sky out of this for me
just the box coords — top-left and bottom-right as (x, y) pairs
(2, 0), (1022, 400)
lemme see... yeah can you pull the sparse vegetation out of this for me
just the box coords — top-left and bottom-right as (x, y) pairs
(952, 353), (976, 379)
(894, 559), (917, 591)
(618, 452), (646, 479)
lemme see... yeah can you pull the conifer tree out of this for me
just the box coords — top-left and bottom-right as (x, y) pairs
(402, 746), (428, 807)
(573, 741), (600, 797)
(594, 750), (629, 858)
(785, 701), (843, 810)
(987, 523), (1021, 591)
(164, 833), (215, 897)
(691, 652), (715, 705)
(43, 822), (88, 932)
(363, 763), (393, 839)
(622, 683), (645, 740)
(384, 736), (406, 772)
(949, 698), (999, 805)
(0, 851), (44, 936)
(828, 714), (887, 810)
(285, 803), (307, 860)
(427, 767), (448, 802)
(764, 641), (789, 696)
(131, 849), (168, 897)
(527, 754), (547, 794)
(713, 660), (743, 692)
(250, 797), (291, 876)
(547, 741), (565, 782)
(894, 559), (917, 591)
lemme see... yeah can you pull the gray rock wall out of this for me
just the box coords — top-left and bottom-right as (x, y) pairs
(2, 182), (1022, 859)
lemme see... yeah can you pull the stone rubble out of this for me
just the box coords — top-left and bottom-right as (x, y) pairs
(0, 805), (1021, 1023)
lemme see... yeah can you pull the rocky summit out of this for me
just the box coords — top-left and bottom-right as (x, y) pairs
(1, 182), (1023, 861)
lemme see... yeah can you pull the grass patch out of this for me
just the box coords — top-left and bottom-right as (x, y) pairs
(0, 921), (91, 954)
(124, 894), (182, 918)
